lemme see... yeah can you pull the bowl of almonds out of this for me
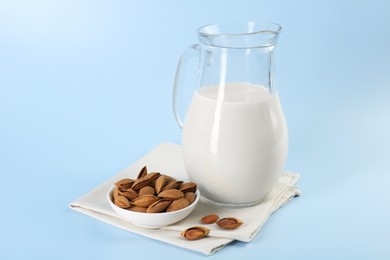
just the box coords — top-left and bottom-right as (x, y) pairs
(107, 166), (200, 229)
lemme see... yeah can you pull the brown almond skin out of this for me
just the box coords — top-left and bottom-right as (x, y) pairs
(201, 214), (219, 224)
(114, 195), (130, 208)
(131, 177), (151, 190)
(158, 189), (184, 200)
(118, 188), (138, 200)
(154, 175), (167, 194)
(164, 175), (176, 183)
(114, 178), (135, 189)
(184, 192), (196, 204)
(137, 165), (148, 179)
(161, 181), (183, 191)
(147, 172), (161, 181)
(139, 186), (155, 196)
(181, 226), (209, 240)
(146, 199), (172, 213)
(179, 182), (197, 193)
(216, 217), (243, 229)
(131, 195), (158, 207)
(132, 172), (160, 190)
(166, 198), (190, 212)
(112, 187), (120, 200)
(128, 206), (147, 213)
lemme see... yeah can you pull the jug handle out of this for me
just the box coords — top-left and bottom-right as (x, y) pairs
(172, 44), (201, 129)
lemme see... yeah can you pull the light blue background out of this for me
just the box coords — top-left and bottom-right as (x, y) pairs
(1, 0), (389, 259)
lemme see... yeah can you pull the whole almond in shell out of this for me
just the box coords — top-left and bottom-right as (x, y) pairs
(184, 192), (196, 204)
(132, 172), (160, 190)
(154, 175), (168, 194)
(146, 199), (172, 213)
(179, 182), (197, 193)
(139, 186), (155, 196)
(158, 189), (184, 200)
(131, 195), (158, 207)
(112, 187), (120, 200)
(161, 180), (183, 192)
(115, 178), (135, 189)
(118, 188), (138, 200)
(137, 165), (148, 179)
(114, 195), (130, 208)
(166, 198), (189, 212)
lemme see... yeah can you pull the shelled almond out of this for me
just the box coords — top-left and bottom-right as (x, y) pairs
(181, 226), (209, 240)
(216, 217), (243, 229)
(200, 214), (219, 224)
(112, 166), (197, 213)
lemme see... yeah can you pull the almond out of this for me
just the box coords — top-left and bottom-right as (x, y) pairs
(139, 186), (155, 196)
(166, 198), (189, 212)
(128, 206), (147, 213)
(216, 217), (243, 229)
(112, 187), (120, 200)
(131, 195), (158, 207)
(146, 199), (172, 213)
(201, 214), (219, 224)
(161, 180), (183, 191)
(114, 178), (135, 189)
(118, 188), (138, 200)
(184, 192), (196, 204)
(158, 189), (184, 200)
(154, 175), (167, 194)
(181, 226), (209, 240)
(137, 165), (148, 179)
(179, 182), (197, 193)
(132, 172), (160, 190)
(114, 195), (130, 208)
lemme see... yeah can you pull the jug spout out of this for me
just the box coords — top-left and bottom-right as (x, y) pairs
(197, 22), (281, 49)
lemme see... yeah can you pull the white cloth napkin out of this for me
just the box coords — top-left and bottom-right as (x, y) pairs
(70, 143), (301, 255)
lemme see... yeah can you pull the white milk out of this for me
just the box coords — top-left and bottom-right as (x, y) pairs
(182, 82), (288, 205)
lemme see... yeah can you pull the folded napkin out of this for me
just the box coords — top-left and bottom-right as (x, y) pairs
(70, 143), (300, 255)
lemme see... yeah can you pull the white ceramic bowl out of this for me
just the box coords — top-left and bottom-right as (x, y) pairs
(107, 186), (200, 228)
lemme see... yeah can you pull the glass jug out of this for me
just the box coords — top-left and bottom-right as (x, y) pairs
(173, 22), (288, 207)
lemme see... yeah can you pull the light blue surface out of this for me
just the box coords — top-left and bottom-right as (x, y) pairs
(1, 0), (389, 259)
